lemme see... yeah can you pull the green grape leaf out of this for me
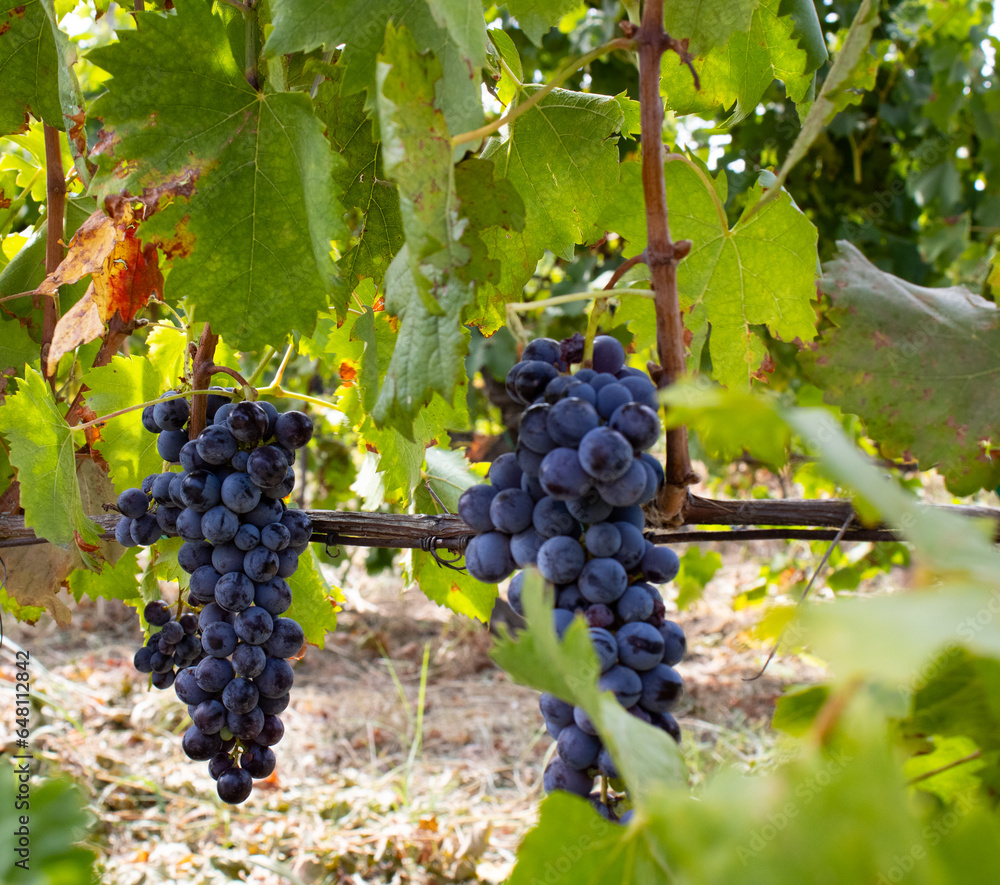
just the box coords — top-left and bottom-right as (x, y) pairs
(663, 0), (758, 56)
(0, 0), (63, 135)
(499, 0), (582, 45)
(800, 241), (1000, 495)
(410, 548), (496, 622)
(81, 355), (169, 496)
(371, 248), (472, 435)
(903, 735), (987, 803)
(369, 27), (486, 430)
(785, 0), (828, 71)
(316, 67), (404, 307)
(776, 407), (1000, 680)
(284, 544), (340, 649)
(453, 157), (526, 287)
(89, 0), (345, 352)
(356, 378), (467, 507)
(0, 366), (100, 548)
(472, 87), (625, 332)
(605, 161), (818, 389)
(69, 546), (140, 603)
(758, 0), (879, 200)
(661, 0), (820, 126)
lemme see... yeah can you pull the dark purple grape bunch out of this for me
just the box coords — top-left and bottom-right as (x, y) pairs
(458, 335), (686, 820)
(122, 388), (314, 804)
(132, 600), (203, 690)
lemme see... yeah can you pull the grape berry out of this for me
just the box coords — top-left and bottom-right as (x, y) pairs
(126, 389), (313, 804)
(460, 335), (686, 822)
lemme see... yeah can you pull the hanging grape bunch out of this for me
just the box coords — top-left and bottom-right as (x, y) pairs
(459, 335), (685, 820)
(121, 389), (314, 804)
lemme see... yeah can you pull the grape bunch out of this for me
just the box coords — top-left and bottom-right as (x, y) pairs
(459, 335), (686, 821)
(123, 389), (314, 804)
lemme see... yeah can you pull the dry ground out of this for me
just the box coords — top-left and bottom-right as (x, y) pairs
(0, 537), (830, 884)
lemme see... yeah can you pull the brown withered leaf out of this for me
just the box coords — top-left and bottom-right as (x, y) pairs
(37, 206), (126, 295)
(44, 210), (164, 373)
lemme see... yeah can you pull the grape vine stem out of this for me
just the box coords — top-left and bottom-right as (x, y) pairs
(634, 0), (699, 524)
(189, 324), (219, 438)
(41, 124), (66, 390)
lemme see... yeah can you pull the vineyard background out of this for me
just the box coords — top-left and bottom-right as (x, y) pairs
(4, 0), (1000, 882)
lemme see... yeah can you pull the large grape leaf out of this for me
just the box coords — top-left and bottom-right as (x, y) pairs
(264, 0), (483, 137)
(316, 68), (404, 308)
(601, 161), (818, 390)
(88, 0), (345, 352)
(370, 27), (517, 430)
(661, 0), (823, 126)
(800, 241), (1000, 495)
(0, 366), (100, 548)
(472, 87), (626, 332)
